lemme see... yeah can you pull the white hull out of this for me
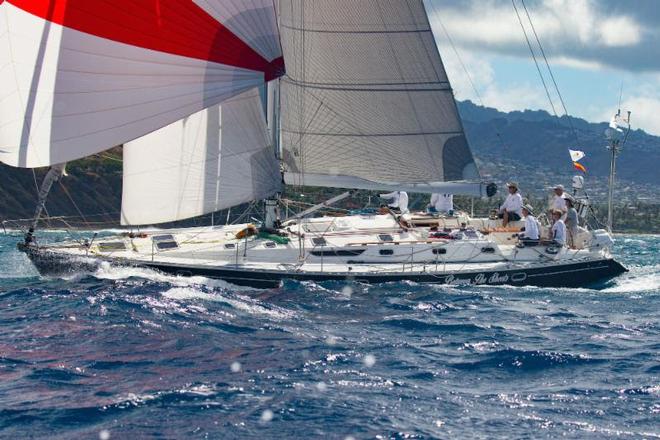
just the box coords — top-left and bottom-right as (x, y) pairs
(21, 213), (625, 288)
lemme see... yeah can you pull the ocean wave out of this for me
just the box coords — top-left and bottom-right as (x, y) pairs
(380, 318), (485, 333)
(452, 348), (604, 372)
(161, 287), (295, 320)
(92, 262), (257, 292)
(601, 267), (660, 293)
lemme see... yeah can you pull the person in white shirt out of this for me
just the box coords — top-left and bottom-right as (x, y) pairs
(498, 181), (523, 226)
(428, 193), (453, 214)
(550, 209), (566, 246)
(379, 191), (409, 214)
(549, 184), (567, 215)
(518, 204), (540, 246)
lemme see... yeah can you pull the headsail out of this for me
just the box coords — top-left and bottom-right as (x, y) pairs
(120, 87), (281, 226)
(0, 0), (283, 168)
(278, 0), (479, 190)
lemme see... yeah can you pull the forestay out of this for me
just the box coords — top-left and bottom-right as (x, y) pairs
(121, 88), (281, 226)
(0, 0), (283, 168)
(278, 0), (479, 189)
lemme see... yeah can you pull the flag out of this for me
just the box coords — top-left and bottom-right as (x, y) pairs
(609, 115), (624, 132)
(573, 162), (587, 173)
(569, 149), (585, 162)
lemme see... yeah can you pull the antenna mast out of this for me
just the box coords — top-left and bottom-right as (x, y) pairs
(605, 109), (631, 233)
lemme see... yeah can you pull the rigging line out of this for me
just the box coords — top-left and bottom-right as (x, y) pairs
(98, 153), (122, 163)
(58, 181), (89, 227)
(511, 0), (559, 119)
(520, 0), (580, 146)
(430, 5), (508, 152)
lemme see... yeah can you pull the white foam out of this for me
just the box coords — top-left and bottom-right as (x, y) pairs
(92, 262), (253, 291)
(162, 287), (294, 320)
(602, 266), (660, 294)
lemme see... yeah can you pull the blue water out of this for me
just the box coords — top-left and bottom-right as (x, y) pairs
(0, 232), (658, 439)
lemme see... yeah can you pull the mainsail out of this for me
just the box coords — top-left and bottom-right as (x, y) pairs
(121, 87), (281, 226)
(278, 0), (480, 191)
(0, 0), (283, 167)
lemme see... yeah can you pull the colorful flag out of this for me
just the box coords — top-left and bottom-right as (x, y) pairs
(573, 162), (587, 173)
(569, 149), (585, 162)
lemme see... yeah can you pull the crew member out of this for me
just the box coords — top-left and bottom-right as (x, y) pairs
(428, 193), (453, 215)
(518, 204), (540, 246)
(550, 209), (566, 247)
(564, 197), (579, 248)
(550, 184), (567, 215)
(498, 181), (523, 226)
(379, 191), (409, 214)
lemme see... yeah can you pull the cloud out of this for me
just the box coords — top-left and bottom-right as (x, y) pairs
(438, 44), (553, 113)
(427, 0), (653, 72)
(428, 0), (660, 135)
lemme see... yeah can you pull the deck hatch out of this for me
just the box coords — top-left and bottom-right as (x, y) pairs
(152, 234), (178, 250)
(311, 237), (327, 246)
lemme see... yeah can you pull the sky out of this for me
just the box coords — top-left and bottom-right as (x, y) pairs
(426, 0), (660, 135)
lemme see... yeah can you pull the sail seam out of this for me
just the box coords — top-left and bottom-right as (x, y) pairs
(281, 130), (463, 137)
(279, 24), (432, 34)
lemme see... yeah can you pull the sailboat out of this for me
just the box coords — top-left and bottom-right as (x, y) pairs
(2, 0), (626, 288)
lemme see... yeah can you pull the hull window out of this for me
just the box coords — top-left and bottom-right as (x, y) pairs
(310, 249), (365, 257)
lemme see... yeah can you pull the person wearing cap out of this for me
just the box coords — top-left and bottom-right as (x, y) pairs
(379, 191), (409, 214)
(550, 209), (566, 247)
(564, 197), (579, 248)
(518, 204), (540, 246)
(550, 184), (567, 215)
(498, 181), (523, 226)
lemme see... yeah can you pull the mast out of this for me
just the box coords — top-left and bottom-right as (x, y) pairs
(264, 78), (282, 230)
(605, 110), (631, 233)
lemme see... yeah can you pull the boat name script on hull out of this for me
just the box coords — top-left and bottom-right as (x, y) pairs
(444, 272), (526, 285)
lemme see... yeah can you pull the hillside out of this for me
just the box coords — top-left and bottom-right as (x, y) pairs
(0, 103), (658, 229)
(0, 149), (123, 224)
(459, 100), (659, 202)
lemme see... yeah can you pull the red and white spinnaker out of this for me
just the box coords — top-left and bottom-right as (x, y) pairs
(0, 0), (283, 167)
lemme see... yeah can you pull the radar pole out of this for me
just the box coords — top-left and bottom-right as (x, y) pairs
(605, 110), (631, 233)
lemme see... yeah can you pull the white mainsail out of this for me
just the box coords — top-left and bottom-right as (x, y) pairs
(120, 88), (281, 226)
(0, 1), (283, 167)
(278, 0), (480, 191)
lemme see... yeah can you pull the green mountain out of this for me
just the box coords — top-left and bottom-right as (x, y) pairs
(458, 100), (659, 201)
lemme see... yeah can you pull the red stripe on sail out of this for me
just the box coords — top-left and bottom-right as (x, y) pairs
(7, 0), (284, 79)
